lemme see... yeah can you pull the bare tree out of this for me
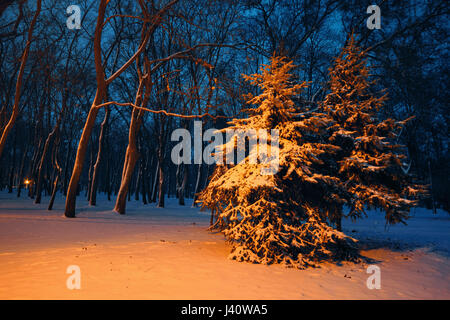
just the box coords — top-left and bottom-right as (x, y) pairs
(0, 0), (41, 159)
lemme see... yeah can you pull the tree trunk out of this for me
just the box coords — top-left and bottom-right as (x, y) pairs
(48, 174), (59, 211)
(157, 162), (165, 207)
(65, 95), (102, 217)
(86, 141), (95, 201)
(151, 160), (159, 203)
(192, 164), (202, 207)
(0, 0), (41, 160)
(28, 136), (44, 199)
(48, 132), (62, 210)
(141, 155), (147, 204)
(428, 158), (436, 214)
(90, 107), (109, 205)
(7, 131), (17, 193)
(62, 137), (72, 195)
(35, 127), (57, 204)
(114, 103), (145, 214)
(134, 160), (141, 201)
(16, 143), (28, 197)
(64, 0), (108, 217)
(156, 119), (166, 208)
(114, 145), (139, 214)
(178, 164), (188, 205)
(105, 144), (111, 201)
(114, 96), (145, 214)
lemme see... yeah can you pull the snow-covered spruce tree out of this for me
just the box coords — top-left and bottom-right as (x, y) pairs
(322, 34), (423, 228)
(198, 56), (359, 268)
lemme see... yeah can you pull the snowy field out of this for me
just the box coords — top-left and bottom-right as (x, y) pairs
(0, 190), (448, 299)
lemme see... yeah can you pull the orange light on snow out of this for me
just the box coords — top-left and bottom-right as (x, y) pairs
(24, 179), (30, 185)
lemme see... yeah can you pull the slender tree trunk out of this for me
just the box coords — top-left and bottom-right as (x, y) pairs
(134, 160), (141, 201)
(106, 144), (111, 201)
(86, 141), (95, 201)
(0, 0), (41, 160)
(35, 126), (58, 204)
(112, 166), (120, 195)
(90, 107), (109, 205)
(141, 155), (147, 204)
(48, 147), (62, 210)
(192, 164), (202, 207)
(62, 136), (72, 195)
(157, 162), (165, 208)
(146, 154), (154, 201)
(17, 144), (28, 197)
(48, 131), (62, 210)
(128, 180), (132, 201)
(7, 131), (17, 193)
(175, 164), (182, 199)
(157, 120), (166, 208)
(28, 137), (43, 199)
(178, 164), (188, 205)
(167, 166), (172, 198)
(47, 174), (59, 211)
(114, 145), (139, 214)
(428, 158), (436, 214)
(151, 160), (159, 203)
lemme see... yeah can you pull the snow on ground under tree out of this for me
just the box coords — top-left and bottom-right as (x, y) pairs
(0, 191), (448, 299)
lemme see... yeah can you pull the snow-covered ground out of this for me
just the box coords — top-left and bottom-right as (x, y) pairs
(0, 191), (448, 299)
